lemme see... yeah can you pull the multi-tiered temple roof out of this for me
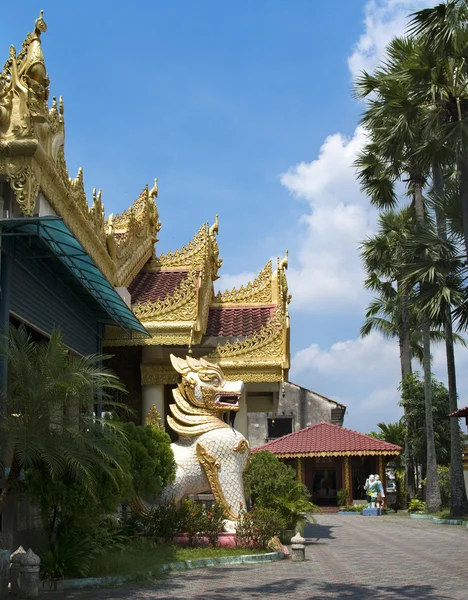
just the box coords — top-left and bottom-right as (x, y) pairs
(0, 12), (290, 384)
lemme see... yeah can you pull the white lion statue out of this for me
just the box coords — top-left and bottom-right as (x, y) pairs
(144, 354), (249, 532)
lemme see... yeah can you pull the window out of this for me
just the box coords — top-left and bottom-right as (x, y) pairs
(267, 416), (293, 439)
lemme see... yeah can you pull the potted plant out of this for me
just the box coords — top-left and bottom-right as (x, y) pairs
(275, 482), (321, 544)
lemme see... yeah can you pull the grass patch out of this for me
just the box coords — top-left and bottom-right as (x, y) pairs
(87, 537), (266, 579)
(431, 509), (468, 521)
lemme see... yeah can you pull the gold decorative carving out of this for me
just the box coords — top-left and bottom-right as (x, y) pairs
(4, 163), (39, 215)
(271, 450), (402, 458)
(133, 269), (198, 322)
(141, 364), (180, 385)
(213, 261), (273, 305)
(145, 404), (163, 429)
(196, 442), (235, 520)
(1, 15), (159, 290)
(233, 439), (250, 454)
(149, 224), (208, 269)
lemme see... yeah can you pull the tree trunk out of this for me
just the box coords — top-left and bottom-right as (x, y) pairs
(458, 158), (468, 264)
(444, 307), (468, 516)
(0, 455), (21, 515)
(421, 326), (441, 512)
(434, 161), (468, 516)
(414, 182), (441, 512)
(398, 284), (415, 498)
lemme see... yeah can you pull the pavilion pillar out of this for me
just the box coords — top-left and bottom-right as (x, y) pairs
(234, 388), (248, 439)
(378, 455), (385, 488)
(296, 457), (304, 484)
(343, 456), (352, 501)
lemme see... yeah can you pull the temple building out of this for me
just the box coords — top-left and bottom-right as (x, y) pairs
(254, 422), (402, 506)
(0, 12), (383, 522)
(0, 14), (408, 546)
(0, 12), (293, 444)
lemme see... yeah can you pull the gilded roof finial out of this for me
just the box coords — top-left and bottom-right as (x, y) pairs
(34, 10), (47, 37)
(280, 250), (289, 271)
(149, 178), (158, 199)
(209, 214), (219, 238)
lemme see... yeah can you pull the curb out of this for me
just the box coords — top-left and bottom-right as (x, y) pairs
(432, 517), (465, 525)
(338, 511), (361, 515)
(409, 513), (433, 519)
(53, 552), (285, 590)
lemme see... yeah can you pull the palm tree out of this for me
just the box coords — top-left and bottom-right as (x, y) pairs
(402, 225), (468, 515)
(355, 36), (442, 511)
(0, 325), (128, 514)
(408, 0), (468, 262)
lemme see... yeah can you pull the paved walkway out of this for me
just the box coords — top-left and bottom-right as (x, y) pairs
(45, 514), (468, 599)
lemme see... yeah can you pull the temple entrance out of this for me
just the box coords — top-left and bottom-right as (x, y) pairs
(351, 457), (378, 500)
(311, 468), (338, 506)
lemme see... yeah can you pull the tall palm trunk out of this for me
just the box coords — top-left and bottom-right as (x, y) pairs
(444, 308), (468, 515)
(434, 162), (468, 516)
(398, 283), (415, 498)
(414, 182), (441, 512)
(458, 158), (468, 264)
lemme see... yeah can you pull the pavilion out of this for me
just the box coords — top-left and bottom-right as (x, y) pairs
(254, 421), (402, 506)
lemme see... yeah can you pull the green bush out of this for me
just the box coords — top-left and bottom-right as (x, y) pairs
(244, 451), (320, 530)
(199, 502), (227, 547)
(235, 504), (285, 549)
(437, 465), (451, 508)
(340, 504), (364, 513)
(408, 499), (426, 513)
(337, 488), (350, 507)
(122, 422), (176, 498)
(146, 501), (186, 542)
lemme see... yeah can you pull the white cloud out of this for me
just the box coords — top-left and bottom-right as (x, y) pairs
(281, 127), (377, 312)
(215, 271), (259, 293)
(291, 332), (403, 432)
(348, 0), (438, 80)
(291, 330), (468, 433)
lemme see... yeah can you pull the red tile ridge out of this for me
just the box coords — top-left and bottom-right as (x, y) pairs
(252, 421), (403, 454)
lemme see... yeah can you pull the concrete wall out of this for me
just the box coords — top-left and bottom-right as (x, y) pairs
(248, 381), (345, 448)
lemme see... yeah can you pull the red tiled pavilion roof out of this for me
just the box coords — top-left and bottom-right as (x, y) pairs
(449, 406), (468, 418)
(206, 305), (275, 337)
(253, 421), (402, 457)
(129, 270), (191, 305)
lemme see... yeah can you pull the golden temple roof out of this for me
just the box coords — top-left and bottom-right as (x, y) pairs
(1, 14), (291, 383)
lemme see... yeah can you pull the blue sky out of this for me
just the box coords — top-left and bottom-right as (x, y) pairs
(5, 0), (465, 433)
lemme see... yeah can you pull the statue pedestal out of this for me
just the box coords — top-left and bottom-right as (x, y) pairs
(363, 507), (384, 516)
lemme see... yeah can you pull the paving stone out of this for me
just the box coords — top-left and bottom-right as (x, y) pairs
(42, 514), (468, 600)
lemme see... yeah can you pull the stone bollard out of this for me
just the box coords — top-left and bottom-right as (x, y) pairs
(291, 532), (306, 562)
(0, 549), (11, 598)
(10, 546), (26, 597)
(18, 549), (40, 599)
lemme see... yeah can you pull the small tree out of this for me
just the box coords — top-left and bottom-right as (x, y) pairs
(244, 451), (319, 530)
(0, 325), (128, 515)
(121, 421), (176, 499)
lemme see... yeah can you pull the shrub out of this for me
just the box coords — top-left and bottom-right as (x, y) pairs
(437, 465), (450, 508)
(340, 504), (364, 513)
(244, 451), (320, 530)
(180, 499), (204, 546)
(147, 501), (186, 542)
(122, 422), (176, 498)
(408, 499), (426, 513)
(337, 488), (350, 507)
(200, 502), (227, 547)
(235, 504), (285, 549)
